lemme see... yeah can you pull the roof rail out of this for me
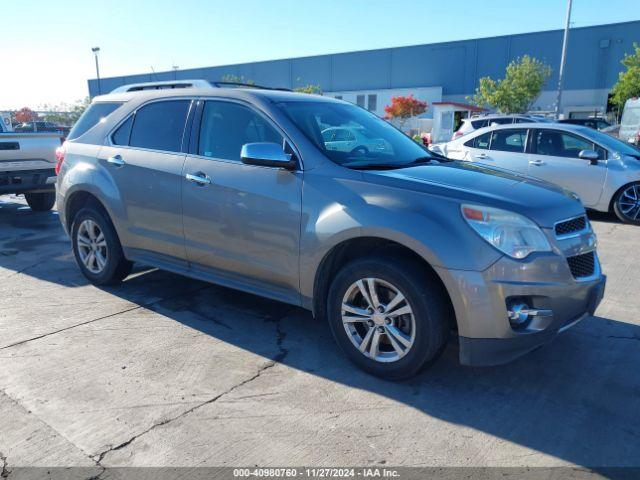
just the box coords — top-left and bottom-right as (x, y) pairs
(110, 79), (213, 93)
(211, 81), (292, 92)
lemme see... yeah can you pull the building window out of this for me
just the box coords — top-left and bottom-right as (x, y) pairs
(356, 95), (365, 108)
(335, 95), (343, 100)
(367, 94), (377, 112)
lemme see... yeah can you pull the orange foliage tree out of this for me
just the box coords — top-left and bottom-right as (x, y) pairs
(15, 107), (35, 123)
(384, 95), (428, 129)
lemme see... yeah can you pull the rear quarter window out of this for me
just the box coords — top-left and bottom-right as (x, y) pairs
(68, 102), (123, 140)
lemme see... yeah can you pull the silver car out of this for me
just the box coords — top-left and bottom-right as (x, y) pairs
(452, 114), (552, 140)
(435, 123), (640, 224)
(56, 84), (605, 379)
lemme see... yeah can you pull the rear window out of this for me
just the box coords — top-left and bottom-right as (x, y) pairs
(68, 102), (123, 140)
(471, 119), (489, 129)
(129, 100), (190, 153)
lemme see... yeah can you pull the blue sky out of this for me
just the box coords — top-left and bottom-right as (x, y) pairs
(1, 0), (639, 109)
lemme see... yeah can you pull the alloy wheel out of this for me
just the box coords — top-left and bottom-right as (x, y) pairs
(77, 219), (108, 274)
(341, 278), (416, 363)
(618, 184), (640, 221)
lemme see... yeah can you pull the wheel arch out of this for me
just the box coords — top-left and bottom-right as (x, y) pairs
(311, 236), (456, 330)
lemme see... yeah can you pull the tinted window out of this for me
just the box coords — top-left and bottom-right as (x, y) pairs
(465, 132), (491, 149)
(112, 116), (133, 145)
(68, 102), (123, 140)
(198, 101), (282, 161)
(334, 129), (354, 141)
(489, 117), (515, 125)
(533, 130), (604, 159)
(130, 100), (190, 152)
(490, 129), (527, 153)
(471, 119), (489, 129)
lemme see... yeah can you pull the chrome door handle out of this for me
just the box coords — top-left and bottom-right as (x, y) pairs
(185, 172), (211, 185)
(529, 159), (545, 166)
(475, 153), (489, 159)
(107, 155), (125, 167)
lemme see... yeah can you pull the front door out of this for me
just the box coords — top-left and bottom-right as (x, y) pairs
(97, 99), (192, 262)
(527, 128), (607, 207)
(181, 99), (302, 303)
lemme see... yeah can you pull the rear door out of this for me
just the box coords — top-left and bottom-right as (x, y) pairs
(463, 128), (530, 175)
(527, 128), (607, 207)
(98, 99), (192, 263)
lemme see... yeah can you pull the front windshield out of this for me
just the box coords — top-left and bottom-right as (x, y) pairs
(276, 100), (437, 168)
(586, 128), (640, 156)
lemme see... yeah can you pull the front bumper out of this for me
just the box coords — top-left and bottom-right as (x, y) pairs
(435, 250), (606, 367)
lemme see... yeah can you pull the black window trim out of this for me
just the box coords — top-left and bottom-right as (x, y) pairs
(187, 96), (303, 171)
(107, 97), (195, 154)
(529, 127), (608, 160)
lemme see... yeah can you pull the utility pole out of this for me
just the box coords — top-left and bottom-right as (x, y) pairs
(91, 47), (101, 95)
(555, 0), (572, 119)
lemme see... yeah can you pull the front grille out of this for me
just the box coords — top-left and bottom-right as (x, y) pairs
(555, 216), (587, 237)
(567, 251), (595, 279)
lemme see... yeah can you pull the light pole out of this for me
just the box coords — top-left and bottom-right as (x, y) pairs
(554, 0), (573, 119)
(172, 65), (179, 80)
(92, 47), (101, 95)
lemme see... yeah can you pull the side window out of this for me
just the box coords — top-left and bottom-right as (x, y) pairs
(129, 100), (190, 153)
(471, 119), (489, 129)
(490, 117), (514, 125)
(465, 131), (491, 149)
(322, 129), (335, 142)
(490, 129), (527, 153)
(533, 130), (604, 159)
(198, 101), (283, 161)
(334, 129), (352, 141)
(112, 116), (133, 146)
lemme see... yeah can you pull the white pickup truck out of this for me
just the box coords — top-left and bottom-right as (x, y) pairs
(0, 131), (61, 211)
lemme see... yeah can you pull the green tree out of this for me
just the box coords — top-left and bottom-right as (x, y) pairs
(469, 55), (552, 114)
(610, 43), (640, 110)
(220, 74), (254, 85)
(293, 84), (322, 94)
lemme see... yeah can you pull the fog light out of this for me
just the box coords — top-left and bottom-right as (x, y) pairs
(507, 302), (553, 328)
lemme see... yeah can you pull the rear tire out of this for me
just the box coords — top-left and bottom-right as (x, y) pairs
(71, 206), (132, 285)
(612, 182), (640, 225)
(25, 192), (55, 211)
(326, 254), (450, 380)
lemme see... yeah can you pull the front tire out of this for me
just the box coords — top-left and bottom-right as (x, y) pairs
(71, 206), (132, 285)
(326, 255), (450, 380)
(25, 192), (55, 211)
(612, 182), (640, 225)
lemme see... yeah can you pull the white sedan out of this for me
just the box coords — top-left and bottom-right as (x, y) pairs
(321, 126), (389, 155)
(431, 123), (640, 224)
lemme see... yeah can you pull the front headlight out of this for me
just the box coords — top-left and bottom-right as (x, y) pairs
(461, 204), (552, 259)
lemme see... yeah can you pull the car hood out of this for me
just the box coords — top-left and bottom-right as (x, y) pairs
(366, 161), (584, 228)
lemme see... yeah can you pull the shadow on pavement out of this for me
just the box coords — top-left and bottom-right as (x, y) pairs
(1, 195), (639, 469)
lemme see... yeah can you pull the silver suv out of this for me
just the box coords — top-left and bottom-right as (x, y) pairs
(56, 84), (606, 379)
(453, 114), (552, 140)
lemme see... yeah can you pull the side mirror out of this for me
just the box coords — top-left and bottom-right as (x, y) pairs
(240, 142), (296, 170)
(579, 149), (599, 165)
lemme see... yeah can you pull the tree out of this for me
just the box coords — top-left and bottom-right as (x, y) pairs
(384, 95), (428, 129)
(294, 84), (322, 94)
(610, 43), (640, 111)
(15, 107), (35, 123)
(38, 97), (90, 126)
(220, 74), (254, 85)
(469, 55), (552, 114)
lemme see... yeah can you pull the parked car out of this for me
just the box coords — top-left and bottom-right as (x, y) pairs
(434, 123), (640, 223)
(56, 84), (605, 379)
(321, 126), (389, 155)
(559, 117), (611, 131)
(0, 132), (62, 210)
(452, 114), (552, 140)
(619, 97), (640, 146)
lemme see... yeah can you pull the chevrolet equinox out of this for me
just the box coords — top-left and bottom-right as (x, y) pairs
(56, 83), (606, 379)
